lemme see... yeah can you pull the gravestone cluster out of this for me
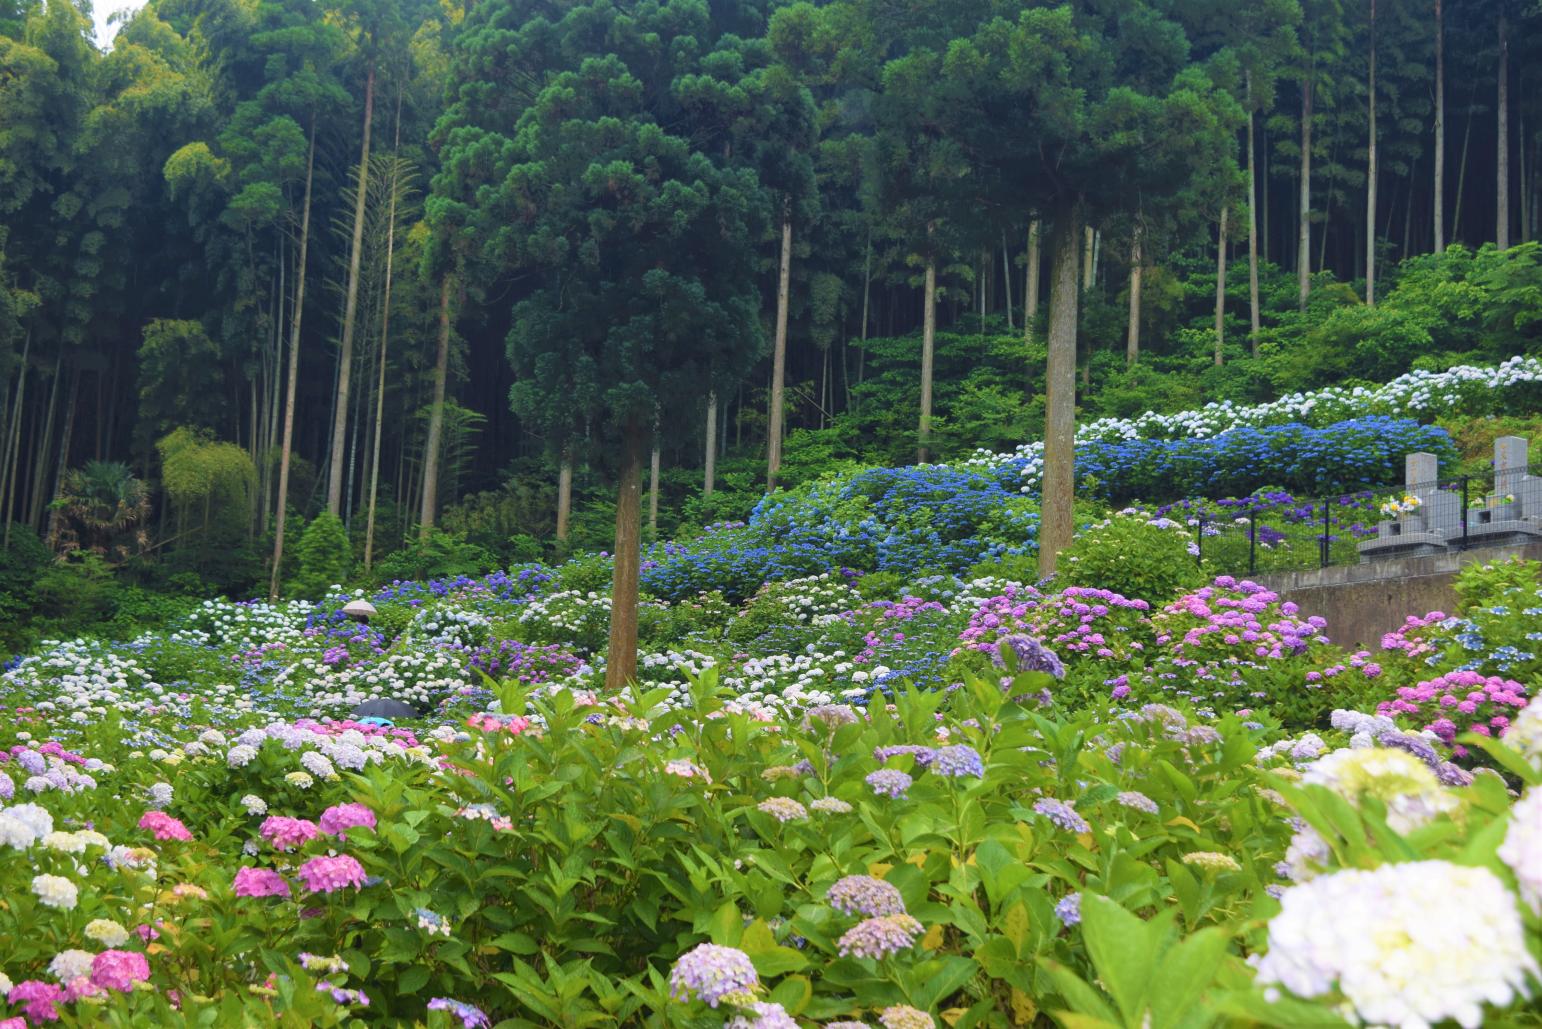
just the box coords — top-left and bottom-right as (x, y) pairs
(1358, 436), (1542, 562)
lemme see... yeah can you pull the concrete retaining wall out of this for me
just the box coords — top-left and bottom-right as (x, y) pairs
(1254, 543), (1542, 650)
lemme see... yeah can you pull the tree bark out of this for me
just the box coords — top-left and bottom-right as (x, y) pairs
(2, 331), (29, 548)
(556, 448), (572, 540)
(1082, 226), (1095, 291)
(326, 66), (375, 516)
(1497, 10), (1510, 249)
(1453, 81), (1477, 240)
(1125, 222), (1143, 367)
(702, 394), (716, 499)
(604, 419), (646, 692)
(419, 273), (453, 536)
(1001, 232), (1014, 331)
(1215, 206), (1229, 365)
(1434, 0), (1445, 252)
(1247, 72), (1262, 352)
(648, 432), (660, 536)
(918, 252), (936, 464)
(1039, 203), (1081, 579)
(28, 353), (62, 528)
(269, 117), (316, 600)
(1366, 0), (1378, 305)
(363, 154), (400, 572)
(765, 203), (792, 490)
(1025, 219), (1041, 342)
(1298, 75), (1314, 309)
(44, 367), (79, 548)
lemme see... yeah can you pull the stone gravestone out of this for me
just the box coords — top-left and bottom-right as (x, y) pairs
(1362, 437), (1542, 563)
(1362, 451), (1454, 560)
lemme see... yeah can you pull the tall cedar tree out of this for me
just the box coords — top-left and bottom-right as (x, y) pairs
(433, 1), (769, 688)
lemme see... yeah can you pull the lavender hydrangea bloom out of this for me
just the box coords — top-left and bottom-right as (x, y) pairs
(1033, 798), (1090, 834)
(866, 769), (913, 799)
(1115, 791), (1158, 815)
(804, 705), (860, 730)
(993, 634), (1066, 679)
(1054, 892), (1082, 927)
(668, 943), (758, 1007)
(826, 875), (906, 917)
(0, 771), (13, 801)
(427, 997), (491, 1028)
(1434, 761), (1475, 787)
(872, 745), (934, 766)
(837, 914), (924, 959)
(931, 745), (984, 778)
(1379, 731), (1441, 768)
(726, 1001), (799, 1029)
(756, 797), (808, 823)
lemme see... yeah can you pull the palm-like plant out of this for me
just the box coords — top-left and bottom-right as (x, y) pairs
(50, 461), (151, 562)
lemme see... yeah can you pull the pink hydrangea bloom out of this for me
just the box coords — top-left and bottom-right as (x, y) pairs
(317, 803), (376, 838)
(260, 815), (319, 852)
(137, 811), (192, 842)
(296, 854), (367, 894)
(233, 867), (292, 898)
(90, 950), (150, 993)
(7, 981), (64, 1023)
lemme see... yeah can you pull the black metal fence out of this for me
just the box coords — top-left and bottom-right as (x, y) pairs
(1183, 466), (1542, 577)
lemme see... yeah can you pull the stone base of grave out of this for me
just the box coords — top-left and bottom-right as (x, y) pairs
(1460, 519), (1542, 549)
(1358, 532), (1450, 563)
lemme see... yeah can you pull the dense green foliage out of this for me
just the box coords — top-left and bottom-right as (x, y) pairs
(0, 0), (1537, 606)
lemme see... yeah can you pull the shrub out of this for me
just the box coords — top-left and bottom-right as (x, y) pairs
(371, 528), (495, 584)
(288, 513), (353, 599)
(1057, 511), (1206, 603)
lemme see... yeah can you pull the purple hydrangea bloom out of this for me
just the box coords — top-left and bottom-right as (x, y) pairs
(1115, 791), (1158, 815)
(931, 745), (984, 778)
(1434, 761), (1475, 787)
(872, 745), (935, 766)
(994, 634), (1066, 679)
(827, 875), (906, 917)
(865, 769), (913, 799)
(1033, 798), (1090, 834)
(427, 997), (491, 1028)
(837, 914), (924, 959)
(668, 944), (758, 1008)
(1054, 892), (1081, 927)
(1379, 731), (1441, 768)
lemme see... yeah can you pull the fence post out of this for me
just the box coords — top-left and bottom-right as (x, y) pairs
(1319, 496), (1330, 567)
(1248, 505), (1257, 575)
(1460, 475), (1469, 549)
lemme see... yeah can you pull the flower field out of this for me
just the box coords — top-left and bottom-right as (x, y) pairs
(3, 363), (1542, 1026)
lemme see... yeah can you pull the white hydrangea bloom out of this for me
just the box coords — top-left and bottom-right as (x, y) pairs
(85, 918), (129, 947)
(1303, 748), (1456, 833)
(1258, 862), (1536, 1028)
(1500, 788), (1542, 914)
(227, 744), (258, 768)
(47, 949), (94, 981)
(1505, 701), (1542, 766)
(240, 794), (268, 816)
(31, 873), (78, 910)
